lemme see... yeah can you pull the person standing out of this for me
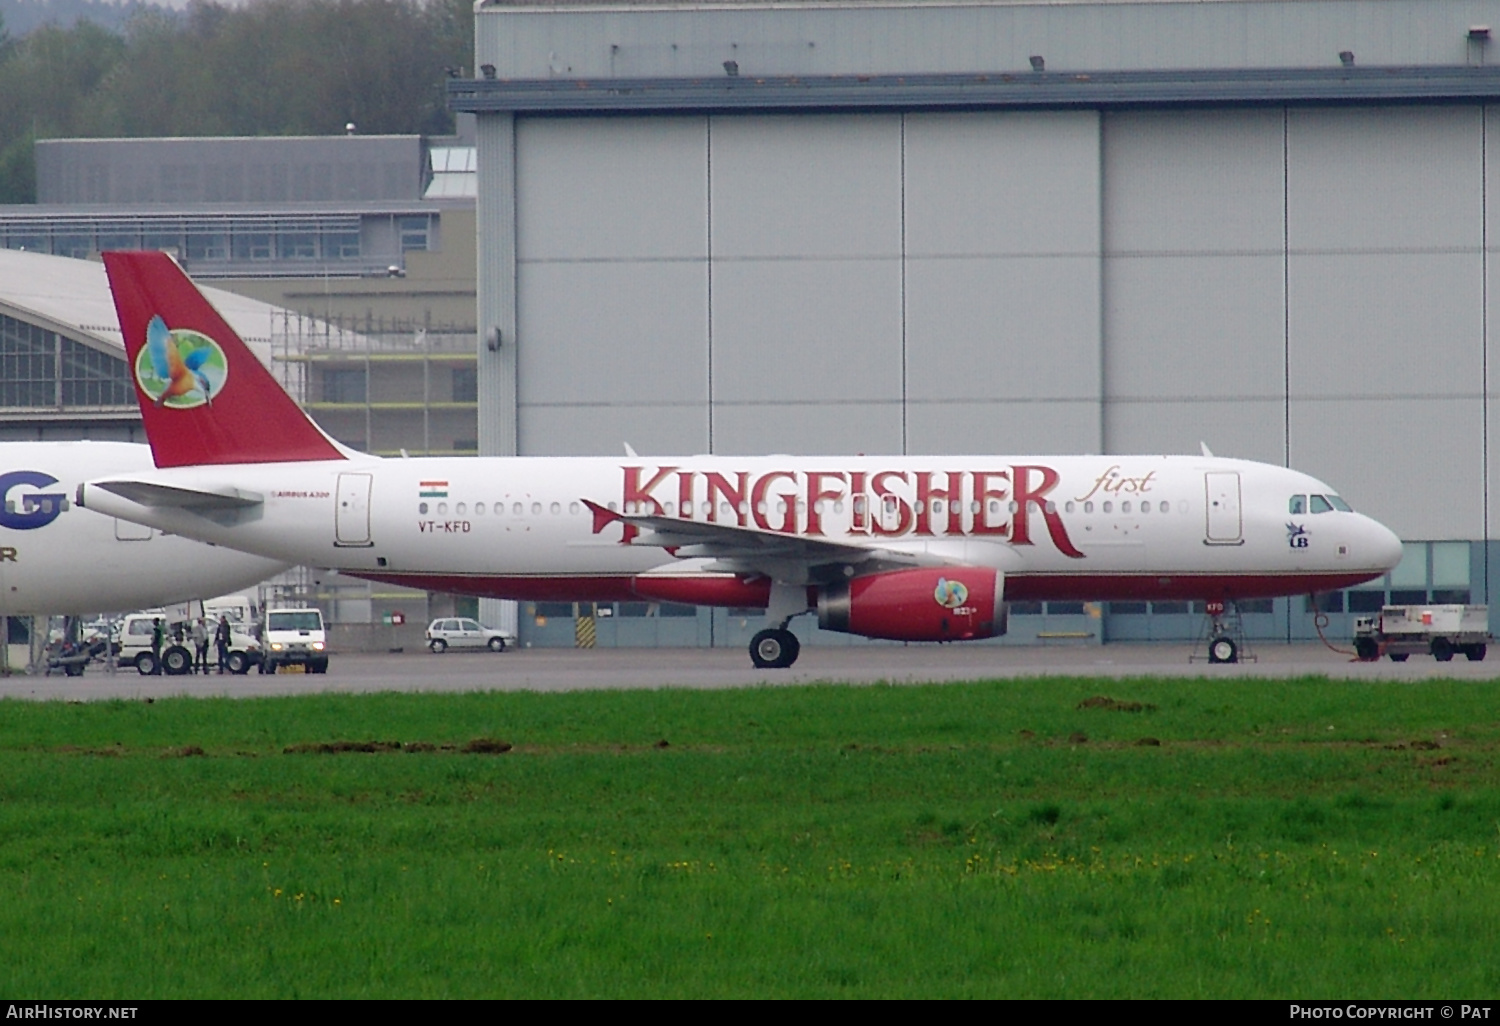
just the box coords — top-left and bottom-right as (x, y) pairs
(215, 615), (232, 674)
(191, 618), (209, 674)
(149, 617), (164, 675)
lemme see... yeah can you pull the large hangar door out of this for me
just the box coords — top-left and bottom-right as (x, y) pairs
(904, 111), (1102, 455)
(514, 118), (710, 456)
(708, 115), (905, 455)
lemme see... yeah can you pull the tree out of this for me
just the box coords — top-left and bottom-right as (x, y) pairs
(0, 0), (473, 203)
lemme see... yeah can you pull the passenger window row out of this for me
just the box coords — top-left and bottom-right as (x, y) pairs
(417, 500), (581, 517)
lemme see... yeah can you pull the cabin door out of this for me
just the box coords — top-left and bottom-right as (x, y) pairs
(1204, 472), (1243, 545)
(335, 473), (374, 547)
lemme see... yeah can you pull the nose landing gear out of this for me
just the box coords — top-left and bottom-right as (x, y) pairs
(1207, 635), (1239, 664)
(1193, 599), (1253, 664)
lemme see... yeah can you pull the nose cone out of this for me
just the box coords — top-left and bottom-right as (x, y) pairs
(1364, 516), (1403, 573)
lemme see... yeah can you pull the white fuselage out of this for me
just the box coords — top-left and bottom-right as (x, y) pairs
(0, 441), (288, 615)
(80, 452), (1402, 607)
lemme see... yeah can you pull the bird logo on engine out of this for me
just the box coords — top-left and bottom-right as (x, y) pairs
(933, 577), (969, 610)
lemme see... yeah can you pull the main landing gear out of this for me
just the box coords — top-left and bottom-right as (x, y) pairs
(750, 627), (800, 669)
(750, 582), (811, 668)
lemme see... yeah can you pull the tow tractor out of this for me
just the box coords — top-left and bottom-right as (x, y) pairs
(1353, 604), (1492, 662)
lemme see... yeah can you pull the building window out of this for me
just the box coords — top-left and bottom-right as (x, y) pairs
(321, 368), (366, 403)
(61, 340), (132, 407)
(142, 232), (181, 254)
(185, 233), (228, 260)
(4, 232), (46, 252)
(54, 234), (90, 259)
(1431, 541), (1471, 593)
(278, 233), (317, 260)
(97, 232), (140, 252)
(324, 232), (360, 259)
(1304, 592), (1344, 614)
(0, 314), (57, 407)
(452, 367), (477, 403)
(233, 233), (273, 261)
(398, 216), (429, 252)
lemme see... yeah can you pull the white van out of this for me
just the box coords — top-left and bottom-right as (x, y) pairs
(262, 608), (329, 674)
(116, 612), (263, 675)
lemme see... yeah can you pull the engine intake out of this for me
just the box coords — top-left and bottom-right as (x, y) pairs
(818, 567), (1005, 642)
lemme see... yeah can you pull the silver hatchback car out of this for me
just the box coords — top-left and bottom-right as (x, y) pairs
(425, 617), (516, 653)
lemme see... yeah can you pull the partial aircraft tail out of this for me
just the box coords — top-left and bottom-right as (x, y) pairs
(103, 251), (347, 468)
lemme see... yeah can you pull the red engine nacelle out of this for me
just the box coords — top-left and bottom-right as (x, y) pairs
(817, 567), (1005, 642)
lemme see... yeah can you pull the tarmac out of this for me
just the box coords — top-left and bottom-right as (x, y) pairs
(3, 640), (1498, 701)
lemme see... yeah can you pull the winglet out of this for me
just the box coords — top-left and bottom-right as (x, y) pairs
(623, 442), (639, 458)
(1200, 441), (1215, 458)
(103, 251), (347, 468)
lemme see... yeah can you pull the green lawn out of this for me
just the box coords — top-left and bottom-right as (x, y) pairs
(2, 677), (1498, 997)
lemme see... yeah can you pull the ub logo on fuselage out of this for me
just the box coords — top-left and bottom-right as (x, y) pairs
(1287, 522), (1309, 549)
(0, 471), (65, 530)
(134, 315), (228, 409)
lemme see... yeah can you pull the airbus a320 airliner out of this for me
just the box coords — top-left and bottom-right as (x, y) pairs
(78, 251), (1403, 667)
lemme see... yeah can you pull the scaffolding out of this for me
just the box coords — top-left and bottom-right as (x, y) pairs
(269, 309), (479, 456)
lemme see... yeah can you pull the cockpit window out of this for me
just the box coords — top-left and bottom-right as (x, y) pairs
(1327, 495), (1352, 512)
(1289, 495), (1307, 515)
(1309, 495), (1333, 514)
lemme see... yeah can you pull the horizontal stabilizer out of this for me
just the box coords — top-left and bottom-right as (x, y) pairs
(92, 480), (264, 510)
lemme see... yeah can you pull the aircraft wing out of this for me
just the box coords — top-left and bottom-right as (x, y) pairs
(584, 499), (919, 584)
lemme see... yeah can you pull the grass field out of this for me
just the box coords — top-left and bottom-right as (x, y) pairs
(2, 675), (1500, 997)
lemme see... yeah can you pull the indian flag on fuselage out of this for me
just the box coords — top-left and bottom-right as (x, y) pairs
(420, 481), (449, 498)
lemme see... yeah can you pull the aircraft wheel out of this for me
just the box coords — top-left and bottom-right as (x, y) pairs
(1466, 644), (1487, 662)
(750, 628), (800, 669)
(429, 639), (447, 654)
(65, 663), (83, 677)
(1432, 638), (1455, 663)
(1354, 637), (1379, 662)
(488, 637), (507, 653)
(1207, 636), (1238, 664)
(1389, 652), (1409, 662)
(135, 652), (159, 676)
(226, 651), (249, 675)
(309, 659), (328, 674)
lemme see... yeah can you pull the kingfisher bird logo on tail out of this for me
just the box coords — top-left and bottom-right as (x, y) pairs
(136, 316), (227, 408)
(103, 251), (347, 469)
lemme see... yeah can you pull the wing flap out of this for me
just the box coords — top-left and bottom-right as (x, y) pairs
(583, 498), (918, 583)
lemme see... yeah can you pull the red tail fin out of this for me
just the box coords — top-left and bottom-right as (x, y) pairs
(103, 251), (345, 468)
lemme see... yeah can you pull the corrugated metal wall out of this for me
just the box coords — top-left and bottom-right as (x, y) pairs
(510, 111), (1101, 458)
(500, 102), (1498, 541)
(477, 0), (1500, 560)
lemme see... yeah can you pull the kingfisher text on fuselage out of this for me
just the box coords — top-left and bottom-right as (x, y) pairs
(610, 465), (1086, 558)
